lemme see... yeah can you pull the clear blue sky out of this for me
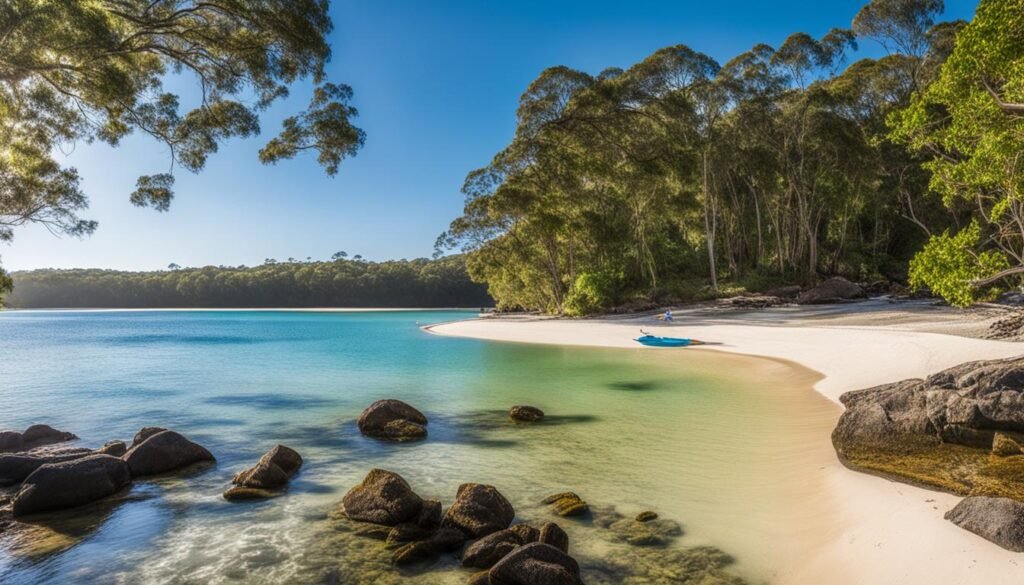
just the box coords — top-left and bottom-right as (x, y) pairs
(3, 0), (979, 271)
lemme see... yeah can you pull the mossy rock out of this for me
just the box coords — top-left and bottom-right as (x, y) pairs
(541, 492), (588, 517)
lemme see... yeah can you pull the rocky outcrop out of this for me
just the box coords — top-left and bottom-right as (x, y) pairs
(832, 357), (1024, 499)
(357, 400), (428, 442)
(442, 483), (515, 538)
(0, 425), (77, 453)
(461, 528), (523, 568)
(797, 277), (865, 304)
(122, 429), (215, 478)
(508, 406), (544, 422)
(342, 469), (424, 525)
(945, 496), (1024, 552)
(225, 445), (302, 500)
(488, 542), (581, 585)
(542, 492), (588, 517)
(12, 454), (131, 516)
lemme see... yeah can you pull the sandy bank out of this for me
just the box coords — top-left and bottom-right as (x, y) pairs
(427, 299), (1024, 585)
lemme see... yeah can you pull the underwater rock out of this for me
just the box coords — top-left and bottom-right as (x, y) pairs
(461, 528), (523, 569)
(797, 276), (864, 304)
(832, 357), (1024, 499)
(0, 424), (77, 454)
(489, 542), (580, 585)
(12, 454), (131, 516)
(389, 527), (467, 566)
(442, 483), (515, 538)
(342, 469), (423, 525)
(223, 486), (280, 501)
(385, 522), (432, 547)
(635, 511), (658, 522)
(123, 429), (215, 478)
(539, 521), (569, 553)
(945, 496), (1024, 552)
(582, 544), (743, 584)
(542, 491), (588, 517)
(227, 444), (303, 500)
(357, 399), (428, 442)
(591, 505), (682, 546)
(508, 405), (544, 422)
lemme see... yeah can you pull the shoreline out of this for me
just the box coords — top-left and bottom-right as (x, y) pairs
(426, 300), (1024, 584)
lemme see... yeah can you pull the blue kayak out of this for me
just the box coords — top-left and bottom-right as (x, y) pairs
(635, 335), (698, 348)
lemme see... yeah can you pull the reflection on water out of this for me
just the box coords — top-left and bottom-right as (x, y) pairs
(0, 310), (840, 584)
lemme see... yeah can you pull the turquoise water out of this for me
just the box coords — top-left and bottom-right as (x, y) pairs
(0, 310), (840, 584)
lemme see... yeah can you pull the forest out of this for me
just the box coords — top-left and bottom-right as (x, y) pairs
(3, 256), (491, 309)
(439, 0), (1024, 314)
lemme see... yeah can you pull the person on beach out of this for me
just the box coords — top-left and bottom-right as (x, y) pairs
(664, 309), (673, 322)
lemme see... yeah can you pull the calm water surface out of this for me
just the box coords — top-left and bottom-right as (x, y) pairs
(0, 310), (840, 584)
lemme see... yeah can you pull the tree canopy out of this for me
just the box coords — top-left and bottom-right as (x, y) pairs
(0, 1), (365, 301)
(440, 0), (970, 314)
(4, 256), (490, 309)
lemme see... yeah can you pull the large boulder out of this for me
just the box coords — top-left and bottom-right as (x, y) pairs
(12, 454), (131, 516)
(0, 450), (93, 487)
(487, 542), (581, 585)
(357, 399), (428, 442)
(797, 277), (865, 304)
(832, 357), (1024, 499)
(122, 430), (215, 478)
(0, 425), (77, 453)
(539, 522), (569, 553)
(342, 469), (424, 525)
(231, 445), (303, 490)
(461, 528), (523, 569)
(442, 483), (515, 538)
(945, 496), (1024, 552)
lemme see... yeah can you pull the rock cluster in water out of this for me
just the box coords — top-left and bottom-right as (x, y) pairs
(0, 425), (216, 517)
(0, 425), (77, 454)
(508, 405), (544, 422)
(832, 356), (1024, 550)
(357, 399), (429, 441)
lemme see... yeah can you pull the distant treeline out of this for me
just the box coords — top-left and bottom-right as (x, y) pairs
(4, 257), (492, 309)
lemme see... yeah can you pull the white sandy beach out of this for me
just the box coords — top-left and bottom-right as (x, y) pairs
(427, 299), (1024, 585)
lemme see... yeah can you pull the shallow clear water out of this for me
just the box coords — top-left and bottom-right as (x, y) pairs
(0, 310), (840, 584)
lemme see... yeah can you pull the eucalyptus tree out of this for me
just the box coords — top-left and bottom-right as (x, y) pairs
(893, 0), (1024, 306)
(0, 1), (365, 300)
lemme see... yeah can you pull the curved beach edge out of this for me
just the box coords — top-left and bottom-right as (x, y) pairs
(423, 300), (1024, 585)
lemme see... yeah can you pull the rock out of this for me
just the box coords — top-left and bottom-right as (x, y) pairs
(130, 427), (166, 448)
(122, 430), (215, 478)
(12, 454), (131, 516)
(832, 357), (1024, 498)
(607, 516), (683, 546)
(542, 492), (588, 517)
(342, 469), (423, 525)
(636, 511), (659, 522)
(488, 542), (581, 585)
(797, 277), (865, 305)
(462, 528), (523, 569)
(416, 499), (442, 529)
(765, 285), (801, 299)
(385, 523), (432, 547)
(509, 523), (539, 544)
(945, 496), (1024, 552)
(992, 433), (1024, 457)
(509, 406), (544, 422)
(389, 526), (467, 566)
(357, 399), (428, 442)
(430, 526), (468, 552)
(538, 522), (569, 553)
(442, 483), (515, 538)
(223, 486), (280, 501)
(466, 571), (490, 585)
(0, 425), (77, 453)
(97, 441), (127, 457)
(0, 451), (94, 487)
(232, 444), (303, 490)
